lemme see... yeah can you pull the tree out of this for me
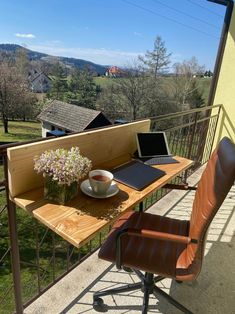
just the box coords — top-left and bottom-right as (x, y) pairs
(15, 48), (30, 77)
(66, 68), (100, 109)
(97, 65), (148, 120)
(171, 57), (205, 110)
(48, 62), (68, 100)
(186, 80), (204, 109)
(204, 70), (213, 78)
(96, 84), (125, 121)
(139, 36), (171, 78)
(114, 66), (152, 120)
(97, 63), (176, 121)
(0, 60), (37, 132)
(13, 92), (38, 121)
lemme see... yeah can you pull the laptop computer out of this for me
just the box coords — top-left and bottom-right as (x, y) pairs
(136, 132), (179, 165)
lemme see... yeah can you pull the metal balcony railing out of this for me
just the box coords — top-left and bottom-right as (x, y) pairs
(0, 105), (222, 314)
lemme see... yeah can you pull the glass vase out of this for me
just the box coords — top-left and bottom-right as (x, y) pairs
(44, 176), (78, 205)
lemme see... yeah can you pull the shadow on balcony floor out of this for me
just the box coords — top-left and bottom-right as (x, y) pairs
(25, 170), (235, 314)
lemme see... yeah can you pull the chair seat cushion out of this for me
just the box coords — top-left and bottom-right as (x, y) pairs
(99, 211), (189, 278)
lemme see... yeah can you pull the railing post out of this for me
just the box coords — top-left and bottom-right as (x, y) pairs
(3, 153), (23, 313)
(208, 105), (222, 158)
(7, 201), (24, 314)
(187, 112), (198, 160)
(184, 112), (198, 182)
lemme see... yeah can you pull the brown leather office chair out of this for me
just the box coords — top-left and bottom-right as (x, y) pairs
(93, 137), (235, 314)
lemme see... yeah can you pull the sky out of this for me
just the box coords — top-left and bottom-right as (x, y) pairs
(0, 0), (227, 70)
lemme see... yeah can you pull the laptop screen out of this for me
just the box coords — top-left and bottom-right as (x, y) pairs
(136, 132), (170, 157)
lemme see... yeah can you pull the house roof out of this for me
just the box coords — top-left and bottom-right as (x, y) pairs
(107, 66), (123, 74)
(37, 100), (105, 132)
(28, 71), (51, 83)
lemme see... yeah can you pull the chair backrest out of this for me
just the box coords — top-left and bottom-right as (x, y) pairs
(182, 137), (235, 278)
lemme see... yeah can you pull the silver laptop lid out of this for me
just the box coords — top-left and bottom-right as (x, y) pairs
(136, 132), (171, 158)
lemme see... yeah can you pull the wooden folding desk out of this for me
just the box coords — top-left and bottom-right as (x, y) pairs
(12, 156), (193, 248)
(7, 120), (193, 248)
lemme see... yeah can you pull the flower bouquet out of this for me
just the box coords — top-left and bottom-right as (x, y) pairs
(34, 147), (92, 204)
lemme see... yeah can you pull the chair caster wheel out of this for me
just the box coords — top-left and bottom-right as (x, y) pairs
(123, 266), (133, 273)
(93, 297), (106, 312)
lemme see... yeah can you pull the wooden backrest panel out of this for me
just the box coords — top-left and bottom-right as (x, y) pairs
(8, 120), (150, 198)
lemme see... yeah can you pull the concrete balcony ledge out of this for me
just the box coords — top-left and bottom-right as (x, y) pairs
(25, 167), (235, 314)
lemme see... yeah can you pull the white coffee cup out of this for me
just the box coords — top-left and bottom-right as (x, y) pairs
(89, 170), (113, 195)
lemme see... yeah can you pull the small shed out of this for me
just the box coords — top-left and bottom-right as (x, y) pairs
(37, 100), (112, 137)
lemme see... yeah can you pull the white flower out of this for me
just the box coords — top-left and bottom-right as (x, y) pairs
(34, 147), (92, 185)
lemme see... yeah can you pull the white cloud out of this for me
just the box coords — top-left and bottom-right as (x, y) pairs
(28, 44), (142, 66)
(14, 33), (36, 39)
(134, 32), (143, 37)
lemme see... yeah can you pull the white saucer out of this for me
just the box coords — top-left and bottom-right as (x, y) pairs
(80, 179), (119, 199)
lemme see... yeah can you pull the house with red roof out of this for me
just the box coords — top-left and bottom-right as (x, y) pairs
(105, 66), (125, 78)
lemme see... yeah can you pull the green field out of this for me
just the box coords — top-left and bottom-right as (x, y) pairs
(0, 120), (41, 142)
(94, 76), (115, 87)
(95, 76), (212, 105)
(0, 121), (41, 180)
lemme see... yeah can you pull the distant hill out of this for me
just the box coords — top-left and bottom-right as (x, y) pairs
(0, 44), (108, 75)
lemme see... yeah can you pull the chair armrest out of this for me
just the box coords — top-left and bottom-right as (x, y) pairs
(125, 228), (194, 244)
(115, 228), (197, 269)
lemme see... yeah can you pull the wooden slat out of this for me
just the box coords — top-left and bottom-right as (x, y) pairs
(13, 156), (193, 248)
(8, 119), (150, 198)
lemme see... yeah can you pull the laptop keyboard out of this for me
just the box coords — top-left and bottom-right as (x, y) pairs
(144, 156), (179, 165)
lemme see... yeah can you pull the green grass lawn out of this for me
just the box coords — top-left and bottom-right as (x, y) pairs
(0, 120), (42, 181)
(94, 76), (115, 88)
(0, 120), (41, 143)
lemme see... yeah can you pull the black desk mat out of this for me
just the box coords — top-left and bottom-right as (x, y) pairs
(112, 160), (166, 190)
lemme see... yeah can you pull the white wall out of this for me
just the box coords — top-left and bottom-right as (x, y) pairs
(41, 121), (52, 137)
(212, 6), (235, 145)
(41, 122), (67, 137)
